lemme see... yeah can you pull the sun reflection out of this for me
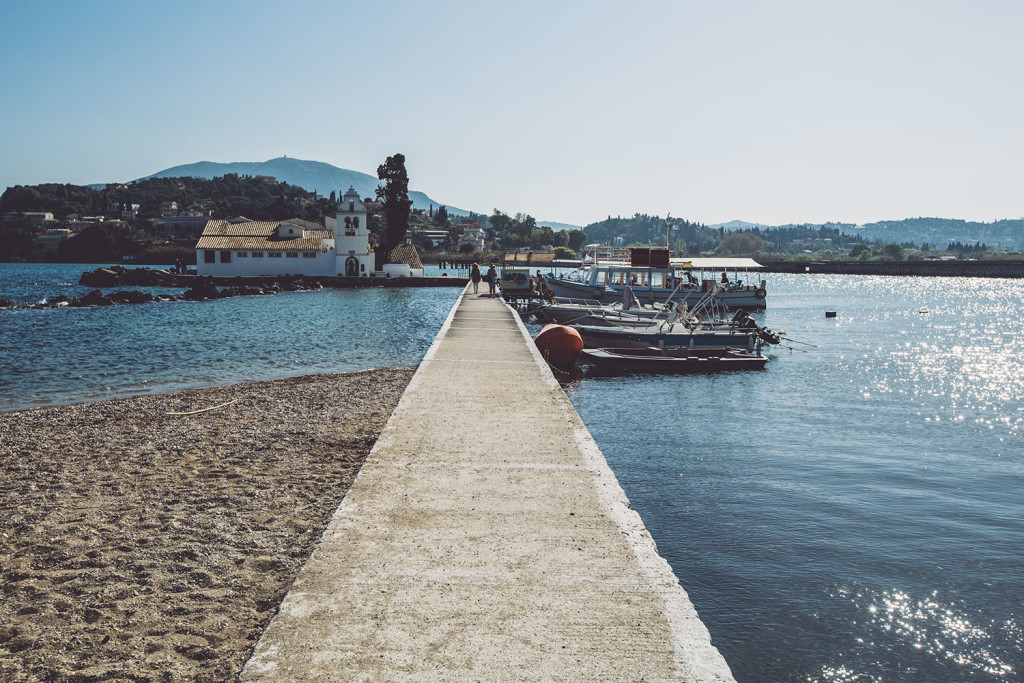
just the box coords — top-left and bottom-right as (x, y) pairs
(822, 587), (1022, 680)
(841, 291), (1024, 439)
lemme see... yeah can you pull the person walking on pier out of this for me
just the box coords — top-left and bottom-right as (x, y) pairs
(470, 263), (482, 294)
(486, 264), (497, 298)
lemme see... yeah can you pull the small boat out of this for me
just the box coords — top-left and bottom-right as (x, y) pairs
(528, 287), (678, 327)
(573, 308), (781, 351)
(580, 346), (768, 374)
(573, 323), (760, 351)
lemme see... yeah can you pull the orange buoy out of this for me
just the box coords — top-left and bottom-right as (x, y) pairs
(535, 324), (584, 371)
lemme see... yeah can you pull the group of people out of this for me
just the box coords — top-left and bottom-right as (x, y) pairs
(469, 262), (499, 297)
(467, 263), (559, 304)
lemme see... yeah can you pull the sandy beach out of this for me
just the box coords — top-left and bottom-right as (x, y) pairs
(0, 368), (414, 682)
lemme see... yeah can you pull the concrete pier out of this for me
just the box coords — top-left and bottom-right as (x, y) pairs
(240, 288), (734, 681)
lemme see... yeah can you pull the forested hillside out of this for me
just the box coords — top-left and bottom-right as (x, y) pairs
(583, 215), (715, 255)
(581, 214), (1024, 256)
(1, 175), (335, 223)
(581, 214), (869, 256)
(848, 217), (1024, 250)
(141, 157), (465, 215)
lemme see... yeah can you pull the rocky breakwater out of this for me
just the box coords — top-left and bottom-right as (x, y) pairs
(0, 274), (323, 311)
(79, 265), (190, 288)
(79, 265), (468, 289)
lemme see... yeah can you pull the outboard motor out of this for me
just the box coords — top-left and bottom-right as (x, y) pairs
(735, 311), (758, 331)
(757, 326), (782, 345)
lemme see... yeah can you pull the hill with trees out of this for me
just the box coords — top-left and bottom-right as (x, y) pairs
(577, 214), (1023, 259)
(2, 175), (335, 224)
(484, 210), (588, 255)
(582, 214), (719, 255)
(842, 217), (1024, 251)
(140, 157), (468, 216)
(711, 217), (1024, 252)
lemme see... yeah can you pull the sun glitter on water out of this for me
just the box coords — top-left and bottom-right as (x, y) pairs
(819, 587), (1021, 681)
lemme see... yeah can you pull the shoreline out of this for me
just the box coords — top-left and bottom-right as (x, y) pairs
(0, 368), (415, 681)
(760, 258), (1024, 278)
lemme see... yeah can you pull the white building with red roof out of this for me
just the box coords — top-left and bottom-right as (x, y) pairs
(194, 187), (376, 277)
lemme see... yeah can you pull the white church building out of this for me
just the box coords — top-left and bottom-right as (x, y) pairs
(195, 187), (377, 277)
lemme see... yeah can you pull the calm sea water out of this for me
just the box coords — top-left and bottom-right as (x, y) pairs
(0, 263), (460, 410)
(2, 264), (1022, 681)
(566, 273), (1024, 682)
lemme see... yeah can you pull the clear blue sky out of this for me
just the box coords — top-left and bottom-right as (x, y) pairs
(1, 0), (1021, 226)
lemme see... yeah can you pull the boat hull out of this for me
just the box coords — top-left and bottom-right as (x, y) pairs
(581, 347), (768, 374)
(573, 324), (761, 351)
(532, 303), (672, 327)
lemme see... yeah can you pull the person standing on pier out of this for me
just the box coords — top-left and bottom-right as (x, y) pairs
(470, 263), (482, 294)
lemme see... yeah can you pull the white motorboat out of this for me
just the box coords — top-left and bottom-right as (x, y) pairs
(542, 250), (768, 310)
(572, 309), (781, 351)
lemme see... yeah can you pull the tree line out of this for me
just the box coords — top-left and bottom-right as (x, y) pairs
(0, 174), (337, 224)
(573, 214), (1022, 259)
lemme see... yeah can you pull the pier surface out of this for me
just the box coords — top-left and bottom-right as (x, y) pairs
(241, 289), (733, 681)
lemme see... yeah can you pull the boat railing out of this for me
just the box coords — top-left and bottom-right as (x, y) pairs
(551, 296), (605, 307)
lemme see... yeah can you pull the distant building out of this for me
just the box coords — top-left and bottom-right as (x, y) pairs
(158, 201), (179, 215)
(412, 229), (450, 249)
(194, 186), (376, 277)
(68, 216), (105, 233)
(159, 210), (212, 239)
(17, 212), (57, 228)
(459, 226), (486, 251)
(34, 228), (73, 254)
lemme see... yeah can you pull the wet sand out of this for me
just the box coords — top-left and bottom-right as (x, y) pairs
(0, 369), (414, 682)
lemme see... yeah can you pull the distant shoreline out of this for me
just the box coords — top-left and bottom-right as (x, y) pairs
(760, 259), (1024, 278)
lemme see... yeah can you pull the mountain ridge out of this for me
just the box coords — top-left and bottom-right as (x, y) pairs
(139, 156), (471, 217)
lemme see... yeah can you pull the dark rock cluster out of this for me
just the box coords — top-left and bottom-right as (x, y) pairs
(2, 279), (323, 311)
(178, 278), (321, 301)
(79, 266), (186, 288)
